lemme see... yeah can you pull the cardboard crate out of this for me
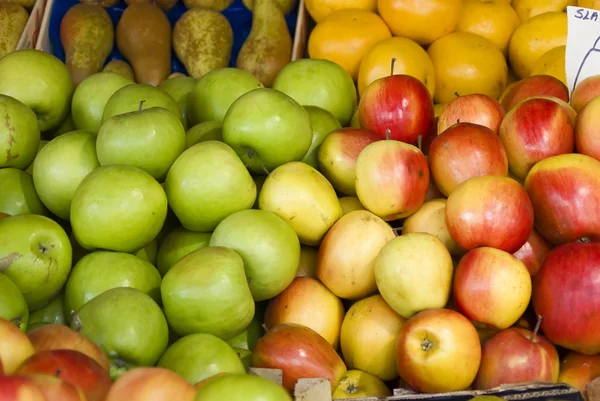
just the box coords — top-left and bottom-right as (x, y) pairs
(12, 0), (49, 51)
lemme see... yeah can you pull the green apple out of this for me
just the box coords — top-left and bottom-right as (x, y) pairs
(0, 214), (72, 310)
(72, 287), (169, 379)
(0, 168), (47, 216)
(0, 273), (28, 331)
(234, 348), (252, 369)
(350, 108), (360, 128)
(273, 58), (357, 126)
(157, 333), (246, 385)
(252, 176), (266, 209)
(156, 227), (211, 276)
(102, 84), (184, 125)
(0, 94), (40, 169)
(69, 230), (90, 266)
(32, 130), (99, 220)
(164, 141), (256, 232)
(71, 72), (134, 132)
(302, 106), (342, 169)
(195, 374), (292, 401)
(97, 106), (186, 182)
(225, 314), (264, 351)
(186, 121), (222, 149)
(188, 68), (263, 125)
(25, 140), (48, 175)
(135, 238), (158, 265)
(209, 209), (300, 301)
(70, 165), (168, 253)
(27, 293), (66, 332)
(161, 246), (255, 338)
(47, 114), (77, 139)
(158, 75), (195, 129)
(222, 88), (312, 175)
(0, 49), (73, 132)
(65, 251), (162, 318)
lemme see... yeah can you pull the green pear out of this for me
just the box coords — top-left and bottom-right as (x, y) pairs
(225, 314), (264, 351)
(27, 293), (66, 332)
(158, 75), (195, 129)
(65, 251), (162, 319)
(157, 333), (246, 385)
(135, 239), (158, 265)
(185, 121), (222, 149)
(0, 94), (40, 169)
(0, 168), (48, 216)
(155, 227), (211, 276)
(0, 273), (28, 331)
(302, 106), (342, 169)
(72, 287), (169, 379)
(0, 214), (72, 310)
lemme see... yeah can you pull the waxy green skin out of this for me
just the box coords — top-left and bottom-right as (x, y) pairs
(27, 293), (66, 332)
(25, 140), (48, 175)
(32, 130), (99, 221)
(225, 315), (264, 351)
(156, 227), (211, 276)
(159, 75), (195, 129)
(0, 94), (40, 169)
(302, 106), (342, 169)
(0, 168), (48, 216)
(0, 214), (72, 311)
(0, 273), (28, 331)
(195, 374), (293, 401)
(72, 287), (169, 380)
(71, 72), (134, 132)
(185, 120), (222, 149)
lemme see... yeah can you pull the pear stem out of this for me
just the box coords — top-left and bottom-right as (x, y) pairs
(390, 58), (397, 76)
(138, 100), (146, 112)
(385, 129), (391, 141)
(530, 315), (543, 341)
(261, 165), (270, 175)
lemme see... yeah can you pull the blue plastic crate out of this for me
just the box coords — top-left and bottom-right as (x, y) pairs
(48, 0), (299, 75)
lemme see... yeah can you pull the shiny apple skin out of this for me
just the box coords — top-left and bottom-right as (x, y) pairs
(105, 367), (196, 401)
(0, 375), (46, 401)
(513, 229), (553, 277)
(27, 374), (87, 401)
(575, 96), (600, 162)
(500, 75), (569, 111)
(558, 352), (600, 393)
(437, 94), (505, 134)
(572, 74), (600, 112)
(0, 318), (35, 374)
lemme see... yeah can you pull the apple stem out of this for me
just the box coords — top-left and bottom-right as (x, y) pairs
(390, 58), (397, 76)
(454, 92), (460, 98)
(71, 310), (83, 332)
(392, 226), (402, 237)
(261, 165), (270, 175)
(578, 237), (591, 243)
(530, 315), (543, 341)
(138, 100), (146, 112)
(262, 323), (269, 332)
(417, 135), (423, 151)
(386, 129), (391, 141)
(54, 368), (62, 378)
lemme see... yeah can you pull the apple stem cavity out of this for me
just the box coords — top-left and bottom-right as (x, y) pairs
(138, 100), (146, 112)
(390, 57), (397, 76)
(531, 315), (543, 341)
(71, 311), (83, 332)
(421, 338), (434, 352)
(385, 129), (391, 141)
(261, 165), (270, 175)
(54, 368), (62, 378)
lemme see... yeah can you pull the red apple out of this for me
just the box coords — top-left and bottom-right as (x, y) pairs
(453, 247), (532, 330)
(105, 367), (196, 401)
(252, 323), (347, 393)
(317, 128), (381, 196)
(499, 75), (569, 111)
(524, 154), (600, 245)
(0, 318), (35, 374)
(358, 74), (434, 146)
(513, 229), (553, 276)
(395, 309), (481, 393)
(445, 176), (534, 253)
(528, 95), (577, 126)
(27, 324), (110, 371)
(355, 140), (429, 221)
(533, 242), (600, 355)
(499, 97), (574, 179)
(558, 352), (600, 394)
(27, 374), (87, 401)
(571, 74), (600, 112)
(428, 123), (508, 196)
(437, 94), (505, 134)
(0, 375), (46, 401)
(14, 349), (112, 401)
(474, 324), (560, 390)
(575, 95), (600, 162)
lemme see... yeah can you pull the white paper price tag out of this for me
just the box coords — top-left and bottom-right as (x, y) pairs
(566, 6), (600, 95)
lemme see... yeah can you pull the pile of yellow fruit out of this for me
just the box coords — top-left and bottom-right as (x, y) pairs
(305, 0), (587, 105)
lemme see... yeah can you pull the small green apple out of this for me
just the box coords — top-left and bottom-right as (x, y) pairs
(135, 238), (158, 265)
(164, 141), (256, 232)
(0, 49), (73, 132)
(302, 106), (342, 169)
(32, 130), (99, 221)
(46, 114), (77, 139)
(0, 214), (72, 310)
(72, 287), (169, 379)
(225, 314), (264, 351)
(70, 165), (168, 253)
(161, 247), (255, 338)
(0, 273), (28, 331)
(188, 68), (263, 125)
(156, 227), (211, 276)
(65, 251), (162, 318)
(71, 72), (134, 132)
(0, 168), (47, 216)
(27, 293), (66, 332)
(185, 121), (222, 149)
(222, 88), (312, 175)
(25, 140), (48, 175)
(195, 374), (292, 401)
(209, 209), (300, 301)
(0, 94), (40, 169)
(157, 333), (246, 385)
(158, 75), (195, 129)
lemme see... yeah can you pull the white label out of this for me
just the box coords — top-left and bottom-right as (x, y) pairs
(566, 6), (600, 94)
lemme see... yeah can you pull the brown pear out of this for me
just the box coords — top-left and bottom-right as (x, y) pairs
(125, 0), (178, 11)
(183, 0), (234, 11)
(173, 9), (233, 79)
(0, 0), (35, 9)
(60, 4), (114, 87)
(116, 3), (172, 86)
(79, 0), (120, 7)
(0, 3), (28, 59)
(236, 0), (291, 87)
(103, 59), (135, 81)
(242, 0), (297, 15)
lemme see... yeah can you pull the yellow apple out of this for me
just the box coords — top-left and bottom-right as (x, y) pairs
(333, 370), (391, 399)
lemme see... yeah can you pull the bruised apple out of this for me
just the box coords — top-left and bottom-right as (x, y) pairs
(499, 97), (574, 179)
(264, 277), (345, 348)
(437, 94), (505, 134)
(27, 374), (87, 401)
(575, 96), (600, 162)
(355, 139), (429, 221)
(0, 318), (35, 374)
(513, 229), (552, 277)
(252, 323), (347, 393)
(524, 154), (600, 245)
(333, 370), (391, 399)
(445, 176), (534, 253)
(105, 367), (196, 401)
(428, 122), (508, 196)
(571, 74), (600, 112)
(317, 210), (395, 300)
(395, 309), (481, 393)
(558, 352), (600, 394)
(0, 376), (46, 401)
(499, 75), (569, 111)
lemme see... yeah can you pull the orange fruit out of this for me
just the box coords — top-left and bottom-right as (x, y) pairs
(428, 32), (508, 104)
(305, 0), (377, 23)
(456, 0), (520, 55)
(308, 9), (391, 80)
(512, 0), (575, 21)
(377, 0), (463, 46)
(357, 37), (435, 97)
